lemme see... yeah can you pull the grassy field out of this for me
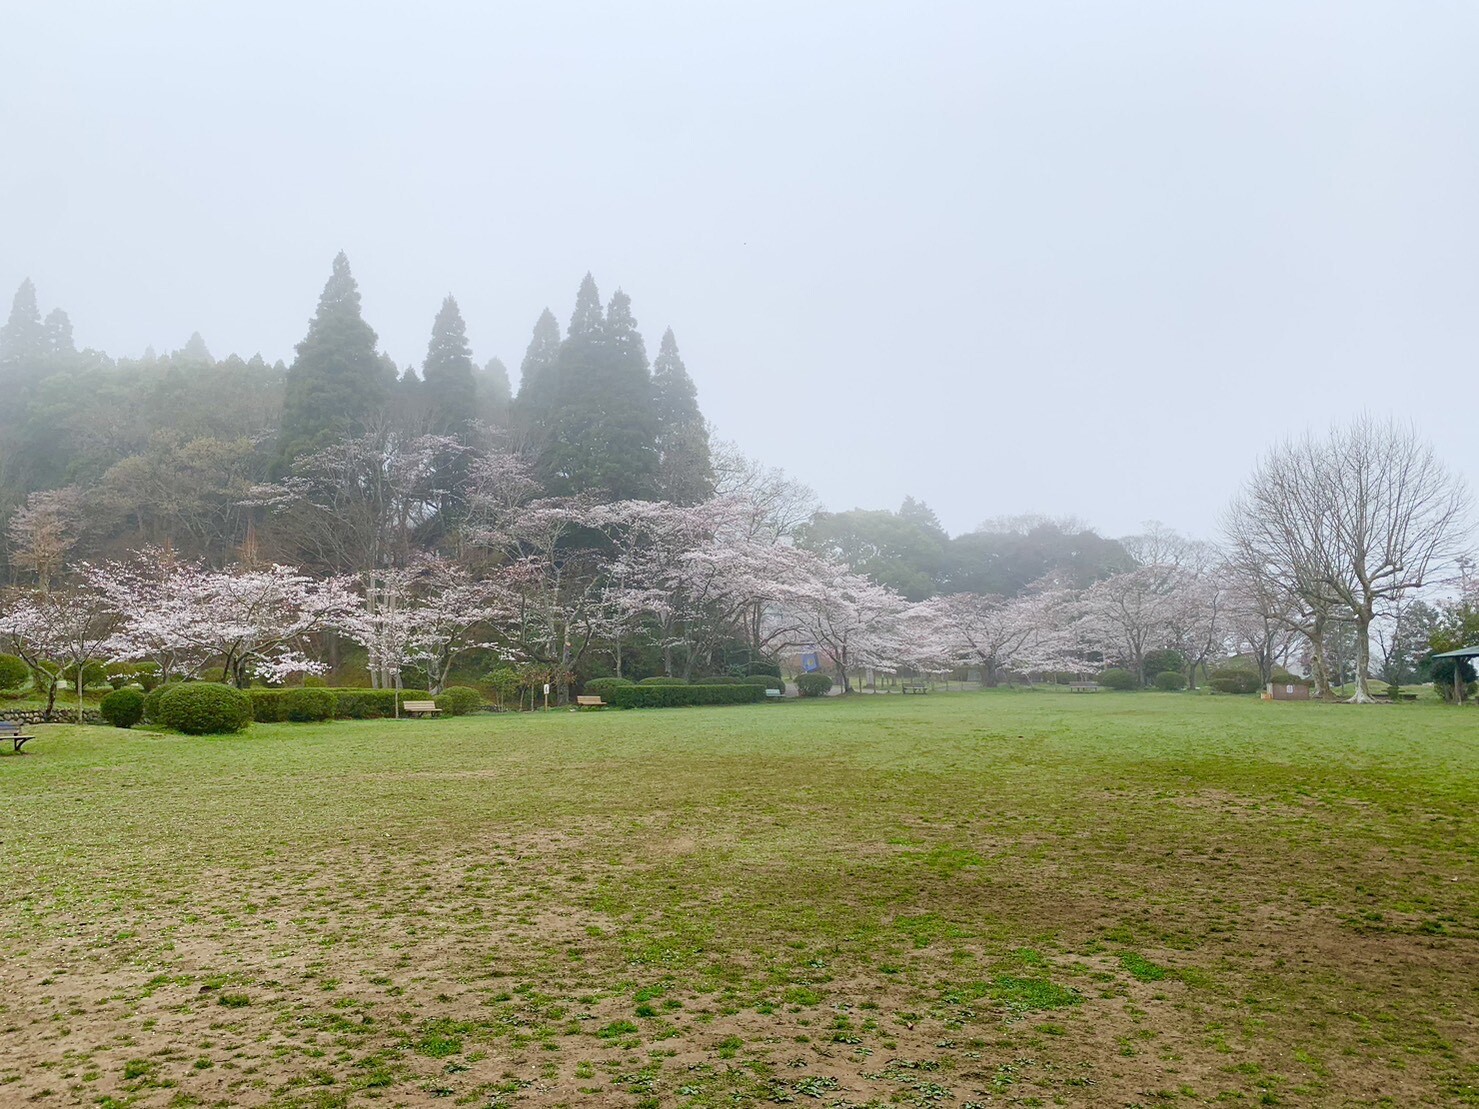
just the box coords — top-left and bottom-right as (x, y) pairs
(0, 693), (1474, 1108)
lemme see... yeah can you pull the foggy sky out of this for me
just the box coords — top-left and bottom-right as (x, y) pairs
(3, 1), (1477, 540)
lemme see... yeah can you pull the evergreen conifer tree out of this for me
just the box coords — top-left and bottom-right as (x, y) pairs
(42, 309), (75, 357)
(0, 279), (46, 373)
(474, 357), (512, 425)
(532, 281), (658, 499)
(421, 295), (476, 437)
(178, 331), (213, 364)
(276, 252), (389, 470)
(651, 327), (714, 504)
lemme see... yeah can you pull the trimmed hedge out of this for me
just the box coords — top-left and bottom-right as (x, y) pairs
(1153, 670), (1187, 691)
(157, 682), (251, 735)
(100, 687), (146, 728)
(143, 682), (184, 723)
(1098, 668), (1137, 691)
(436, 686), (483, 716)
(608, 684), (768, 709)
(330, 688), (431, 719)
(638, 676), (688, 685)
(285, 687), (336, 722)
(583, 677), (634, 700)
(796, 673), (833, 697)
(1209, 667), (1261, 695)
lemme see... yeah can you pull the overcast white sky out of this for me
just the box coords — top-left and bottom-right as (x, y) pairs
(3, 1), (1476, 539)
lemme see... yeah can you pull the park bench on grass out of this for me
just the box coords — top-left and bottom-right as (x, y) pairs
(402, 700), (442, 718)
(901, 681), (929, 694)
(0, 721), (35, 752)
(1068, 681), (1100, 693)
(575, 695), (606, 709)
(764, 688), (783, 698)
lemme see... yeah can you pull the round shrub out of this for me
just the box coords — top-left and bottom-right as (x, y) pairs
(1209, 667), (1261, 695)
(1097, 667), (1137, 691)
(745, 660), (783, 680)
(1153, 670), (1187, 691)
(0, 654), (29, 691)
(143, 681), (183, 723)
(100, 687), (146, 728)
(639, 676), (688, 685)
(283, 687), (336, 722)
(583, 677), (634, 701)
(435, 686), (483, 716)
(157, 682), (251, 735)
(796, 673), (833, 698)
(302, 675), (328, 688)
(1141, 649), (1185, 681)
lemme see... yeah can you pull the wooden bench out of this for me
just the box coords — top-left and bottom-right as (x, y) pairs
(575, 695), (606, 708)
(402, 700), (442, 718)
(901, 682), (929, 694)
(1068, 682), (1100, 693)
(0, 721), (35, 752)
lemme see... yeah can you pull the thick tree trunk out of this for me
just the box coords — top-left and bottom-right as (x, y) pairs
(1348, 606), (1375, 703)
(1310, 615), (1334, 699)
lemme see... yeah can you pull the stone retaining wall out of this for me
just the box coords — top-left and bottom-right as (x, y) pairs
(0, 709), (105, 726)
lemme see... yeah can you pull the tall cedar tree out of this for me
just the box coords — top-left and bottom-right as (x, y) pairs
(511, 308), (562, 437)
(0, 279), (46, 375)
(277, 253), (390, 470)
(651, 327), (714, 504)
(474, 357), (512, 425)
(422, 296), (477, 437)
(533, 280), (659, 499)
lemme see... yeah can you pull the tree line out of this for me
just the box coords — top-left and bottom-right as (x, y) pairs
(0, 257), (1472, 704)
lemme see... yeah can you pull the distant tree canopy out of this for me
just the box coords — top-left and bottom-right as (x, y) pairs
(799, 507), (1132, 602)
(0, 259), (717, 576)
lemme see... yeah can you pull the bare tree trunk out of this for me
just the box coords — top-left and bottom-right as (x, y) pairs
(1349, 605), (1375, 703)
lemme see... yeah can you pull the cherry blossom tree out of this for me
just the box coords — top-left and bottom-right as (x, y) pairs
(2, 583), (121, 721)
(7, 486), (86, 591)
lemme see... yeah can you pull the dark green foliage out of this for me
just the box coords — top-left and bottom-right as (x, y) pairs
(284, 687), (336, 722)
(709, 674), (784, 693)
(607, 684), (768, 709)
(422, 295), (477, 437)
(1141, 649), (1185, 681)
(1097, 668), (1137, 691)
(1209, 667), (1262, 695)
(435, 686), (483, 716)
(0, 654), (29, 690)
(277, 252), (390, 469)
(330, 688), (432, 719)
(799, 504), (946, 602)
(143, 682), (183, 723)
(247, 689), (288, 723)
(639, 676), (688, 685)
(796, 673), (834, 698)
(100, 687), (146, 728)
(1269, 668), (1306, 686)
(62, 660), (108, 690)
(650, 327), (713, 504)
(0, 279), (47, 376)
(484, 667), (522, 707)
(133, 662), (162, 692)
(941, 519), (1134, 597)
(1430, 657), (1477, 702)
(745, 661), (783, 680)
(583, 677), (634, 700)
(157, 683), (252, 735)
(521, 277), (660, 500)
(1153, 670), (1187, 691)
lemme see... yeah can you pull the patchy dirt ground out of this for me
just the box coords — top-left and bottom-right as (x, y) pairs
(1, 698), (1475, 1106)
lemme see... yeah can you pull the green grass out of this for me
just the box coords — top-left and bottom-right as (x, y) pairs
(0, 691), (1475, 1106)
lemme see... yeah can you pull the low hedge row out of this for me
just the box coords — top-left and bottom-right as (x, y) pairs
(607, 684), (769, 709)
(249, 687), (436, 722)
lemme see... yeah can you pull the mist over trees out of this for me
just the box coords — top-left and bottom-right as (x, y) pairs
(0, 256), (1473, 704)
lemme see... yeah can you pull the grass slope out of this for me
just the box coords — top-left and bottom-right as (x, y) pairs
(0, 692), (1475, 1107)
